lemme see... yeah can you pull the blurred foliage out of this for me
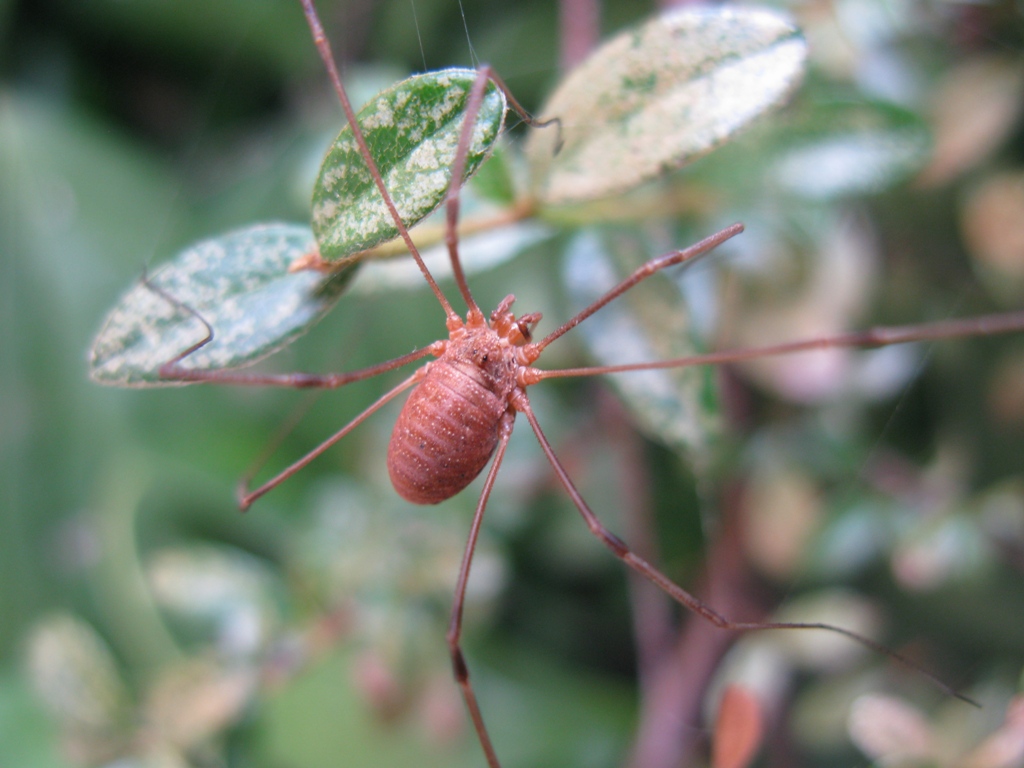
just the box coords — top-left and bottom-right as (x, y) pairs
(2, 1), (1024, 767)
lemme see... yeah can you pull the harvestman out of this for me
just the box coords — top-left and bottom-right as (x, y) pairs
(136, 2), (1024, 766)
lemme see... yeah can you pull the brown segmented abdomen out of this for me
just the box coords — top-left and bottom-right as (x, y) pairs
(387, 360), (508, 504)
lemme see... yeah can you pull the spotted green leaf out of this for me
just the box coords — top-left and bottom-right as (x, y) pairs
(312, 69), (507, 261)
(89, 224), (352, 386)
(349, 181), (553, 294)
(527, 7), (806, 205)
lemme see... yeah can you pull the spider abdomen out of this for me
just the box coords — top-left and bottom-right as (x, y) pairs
(388, 348), (513, 504)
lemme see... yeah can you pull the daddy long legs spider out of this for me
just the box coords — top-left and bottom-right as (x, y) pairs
(86, 1), (1024, 765)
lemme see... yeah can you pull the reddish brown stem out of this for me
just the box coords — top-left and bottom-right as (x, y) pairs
(626, 485), (768, 768)
(598, 392), (673, 683)
(559, 0), (601, 71)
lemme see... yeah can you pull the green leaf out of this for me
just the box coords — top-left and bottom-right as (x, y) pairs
(349, 181), (552, 294)
(89, 224), (352, 387)
(25, 614), (130, 733)
(527, 7), (806, 205)
(312, 69), (507, 261)
(466, 143), (518, 205)
(768, 100), (931, 199)
(562, 228), (721, 465)
(350, 219), (552, 294)
(147, 544), (282, 656)
(685, 96), (932, 206)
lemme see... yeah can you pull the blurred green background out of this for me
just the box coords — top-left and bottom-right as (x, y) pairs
(2, 0), (1024, 767)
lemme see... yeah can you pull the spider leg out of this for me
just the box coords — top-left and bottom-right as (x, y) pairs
(513, 390), (976, 706)
(237, 369), (425, 509)
(446, 410), (516, 768)
(141, 271), (440, 388)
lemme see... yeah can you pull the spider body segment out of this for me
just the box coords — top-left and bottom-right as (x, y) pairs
(387, 297), (540, 504)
